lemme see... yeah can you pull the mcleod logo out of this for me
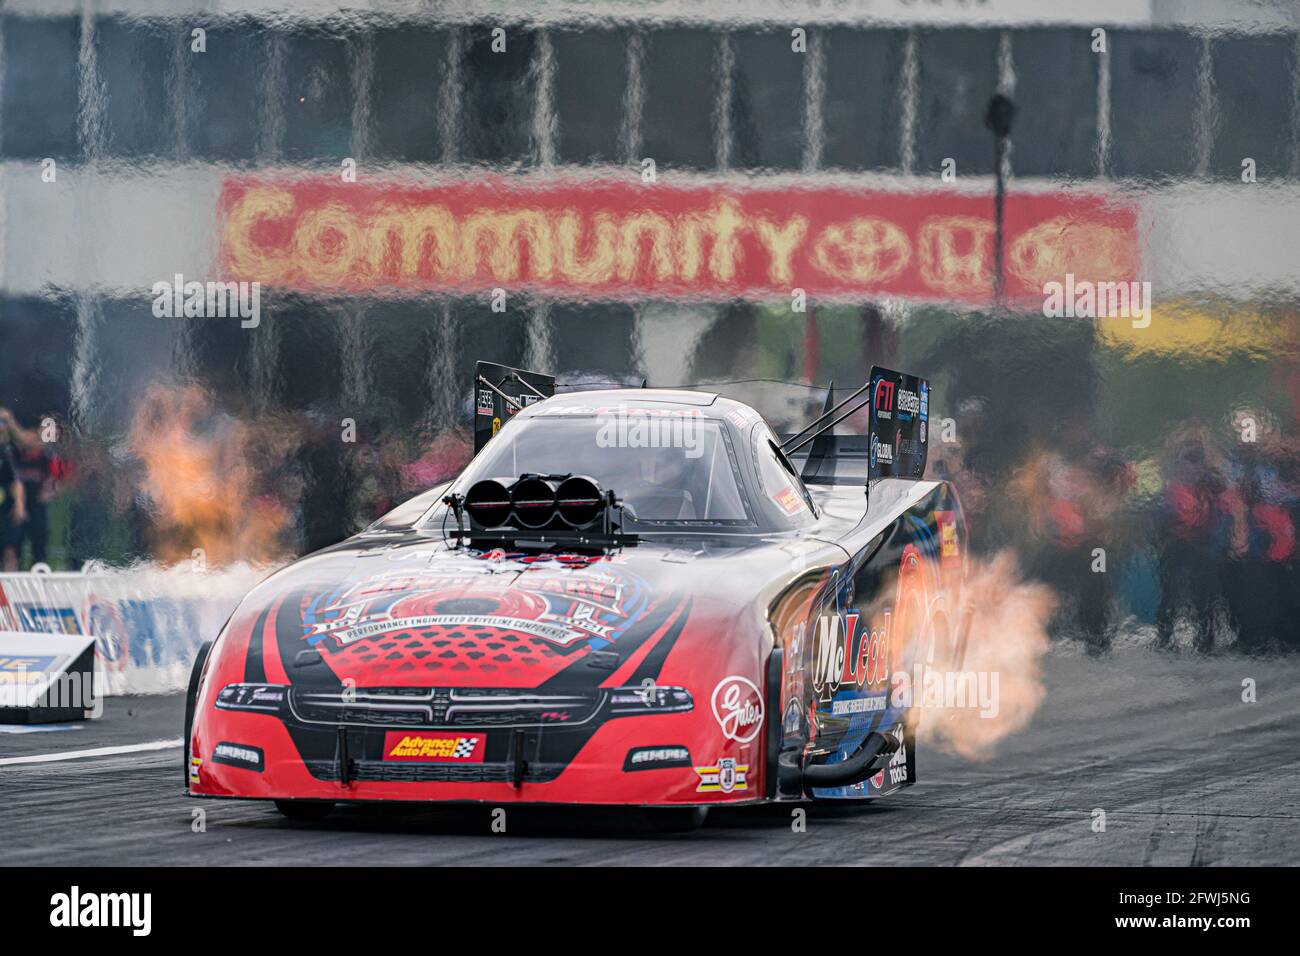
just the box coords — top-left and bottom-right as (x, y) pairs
(382, 731), (485, 763)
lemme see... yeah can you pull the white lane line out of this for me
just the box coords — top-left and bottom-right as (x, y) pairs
(0, 738), (183, 767)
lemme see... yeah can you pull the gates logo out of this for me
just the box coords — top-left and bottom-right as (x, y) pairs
(711, 675), (764, 743)
(382, 732), (485, 763)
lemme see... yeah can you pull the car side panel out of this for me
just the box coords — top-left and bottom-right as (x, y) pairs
(769, 481), (965, 800)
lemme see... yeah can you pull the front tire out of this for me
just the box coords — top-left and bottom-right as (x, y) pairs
(183, 640), (214, 789)
(275, 800), (336, 822)
(643, 806), (709, 833)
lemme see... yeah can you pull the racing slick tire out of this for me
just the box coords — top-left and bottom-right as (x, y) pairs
(183, 640), (214, 789)
(275, 800), (337, 822)
(643, 806), (709, 833)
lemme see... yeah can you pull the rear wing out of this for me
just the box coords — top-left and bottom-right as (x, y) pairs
(473, 361), (555, 452)
(781, 366), (930, 485)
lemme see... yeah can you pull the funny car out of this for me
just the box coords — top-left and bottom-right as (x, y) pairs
(185, 361), (967, 829)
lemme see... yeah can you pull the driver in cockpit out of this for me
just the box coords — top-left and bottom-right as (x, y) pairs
(619, 444), (698, 521)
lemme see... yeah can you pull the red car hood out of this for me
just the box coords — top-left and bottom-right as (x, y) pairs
(222, 538), (773, 690)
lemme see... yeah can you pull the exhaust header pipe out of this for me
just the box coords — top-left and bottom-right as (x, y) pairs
(464, 478), (514, 529)
(802, 732), (900, 791)
(556, 476), (604, 529)
(509, 476), (559, 529)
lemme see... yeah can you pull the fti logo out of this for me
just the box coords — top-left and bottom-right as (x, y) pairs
(874, 378), (896, 419)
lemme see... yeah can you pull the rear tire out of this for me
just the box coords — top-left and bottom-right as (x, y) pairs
(643, 806), (709, 833)
(275, 800), (336, 822)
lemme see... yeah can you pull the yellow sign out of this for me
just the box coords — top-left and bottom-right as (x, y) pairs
(1099, 301), (1286, 358)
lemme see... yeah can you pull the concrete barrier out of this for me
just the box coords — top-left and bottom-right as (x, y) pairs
(0, 565), (271, 695)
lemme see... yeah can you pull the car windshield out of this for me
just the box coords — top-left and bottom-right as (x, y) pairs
(456, 414), (752, 525)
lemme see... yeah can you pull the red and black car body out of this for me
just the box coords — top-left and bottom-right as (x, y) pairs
(185, 362), (967, 824)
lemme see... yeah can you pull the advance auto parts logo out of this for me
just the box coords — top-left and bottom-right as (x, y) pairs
(711, 675), (764, 743)
(383, 731), (485, 763)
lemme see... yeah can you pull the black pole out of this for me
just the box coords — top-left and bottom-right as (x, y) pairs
(985, 93), (1015, 307)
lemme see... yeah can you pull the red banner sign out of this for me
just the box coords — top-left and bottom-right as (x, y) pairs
(219, 176), (1139, 304)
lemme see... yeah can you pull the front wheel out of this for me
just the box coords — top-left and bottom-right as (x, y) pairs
(183, 640), (214, 789)
(275, 800), (336, 822)
(643, 806), (709, 833)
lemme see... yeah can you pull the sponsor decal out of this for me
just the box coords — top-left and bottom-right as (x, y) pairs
(888, 729), (910, 786)
(476, 387), (495, 416)
(830, 695), (887, 716)
(773, 486), (804, 516)
(725, 408), (751, 429)
(0, 583), (13, 631)
(869, 368), (929, 479)
(542, 404), (705, 419)
(188, 756), (202, 784)
(382, 731), (485, 763)
(936, 511), (961, 564)
(695, 757), (749, 794)
(323, 612), (576, 647)
(811, 604), (891, 703)
(302, 558), (647, 653)
(623, 745), (692, 772)
(85, 598), (128, 670)
(874, 379), (896, 418)
(0, 655), (57, 684)
(14, 605), (81, 635)
(782, 698), (803, 735)
(220, 178), (1138, 305)
(870, 434), (894, 466)
(211, 741), (265, 772)
(711, 675), (764, 743)
(870, 768), (885, 788)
